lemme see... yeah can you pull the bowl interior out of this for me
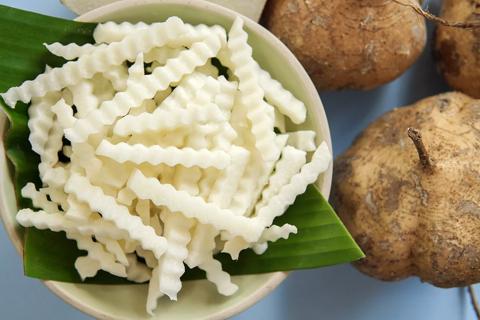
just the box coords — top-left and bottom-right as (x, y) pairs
(0, 1), (332, 319)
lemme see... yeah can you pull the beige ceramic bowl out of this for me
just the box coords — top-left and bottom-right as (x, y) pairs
(0, 0), (332, 319)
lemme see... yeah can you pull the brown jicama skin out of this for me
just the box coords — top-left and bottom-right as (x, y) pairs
(435, 0), (480, 98)
(263, 0), (427, 90)
(332, 92), (480, 288)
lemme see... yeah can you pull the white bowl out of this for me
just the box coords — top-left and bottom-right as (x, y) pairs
(0, 0), (332, 319)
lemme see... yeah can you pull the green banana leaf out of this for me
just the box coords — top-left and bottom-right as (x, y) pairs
(0, 4), (364, 284)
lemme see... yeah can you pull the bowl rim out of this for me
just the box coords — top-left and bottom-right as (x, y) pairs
(0, 0), (332, 319)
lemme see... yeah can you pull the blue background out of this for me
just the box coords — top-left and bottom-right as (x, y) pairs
(0, 0), (476, 319)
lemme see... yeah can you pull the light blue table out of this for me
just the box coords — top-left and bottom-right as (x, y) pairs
(0, 1), (476, 319)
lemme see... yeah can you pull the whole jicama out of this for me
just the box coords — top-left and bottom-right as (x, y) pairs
(332, 92), (480, 288)
(263, 0), (427, 90)
(435, 0), (480, 98)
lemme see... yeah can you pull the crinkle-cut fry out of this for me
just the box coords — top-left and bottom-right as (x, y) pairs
(260, 224), (297, 243)
(96, 236), (129, 266)
(274, 109), (286, 133)
(128, 52), (145, 79)
(154, 212), (194, 301)
(51, 98), (76, 129)
(254, 142), (331, 226)
(202, 77), (237, 147)
(136, 247), (158, 269)
(128, 170), (263, 242)
(115, 75), (204, 134)
(207, 123), (237, 151)
(250, 225), (298, 255)
(68, 232), (127, 278)
(164, 73), (208, 111)
(145, 47), (182, 64)
(113, 101), (225, 136)
(65, 174), (168, 259)
(41, 120), (63, 166)
(173, 166), (202, 196)
(264, 99), (275, 124)
(180, 124), (216, 268)
(93, 21), (148, 43)
(38, 163), (69, 188)
(75, 256), (101, 280)
(227, 17), (277, 161)
(180, 120), (217, 269)
(216, 47), (234, 70)
(96, 141), (230, 169)
(146, 266), (163, 315)
(16, 209), (125, 279)
(199, 168), (220, 200)
(65, 35), (222, 143)
(222, 236), (249, 260)
(199, 257), (238, 296)
(146, 170), (186, 309)
(229, 100), (250, 145)
(135, 199), (150, 225)
(64, 52), (143, 142)
(188, 123), (218, 145)
(228, 132), (280, 216)
(102, 64), (128, 91)
(1, 17), (187, 107)
(27, 92), (61, 156)
(286, 130), (317, 152)
(226, 155), (261, 216)
(254, 61), (307, 124)
(16, 209), (129, 240)
(44, 42), (105, 60)
(173, 123), (212, 269)
(194, 123), (235, 201)
(117, 187), (136, 206)
(114, 74), (220, 136)
(215, 76), (237, 117)
(94, 21), (226, 47)
(66, 194), (92, 221)
(185, 124), (214, 154)
(252, 242), (268, 255)
(208, 146), (250, 209)
(195, 76), (220, 104)
(185, 224), (216, 268)
(126, 254), (151, 283)
(21, 183), (60, 213)
(166, 23), (227, 48)
(41, 186), (69, 211)
(256, 146), (307, 211)
(70, 142), (102, 178)
(245, 134), (288, 217)
(92, 158), (134, 190)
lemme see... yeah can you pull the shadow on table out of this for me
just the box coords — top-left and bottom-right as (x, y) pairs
(278, 264), (466, 320)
